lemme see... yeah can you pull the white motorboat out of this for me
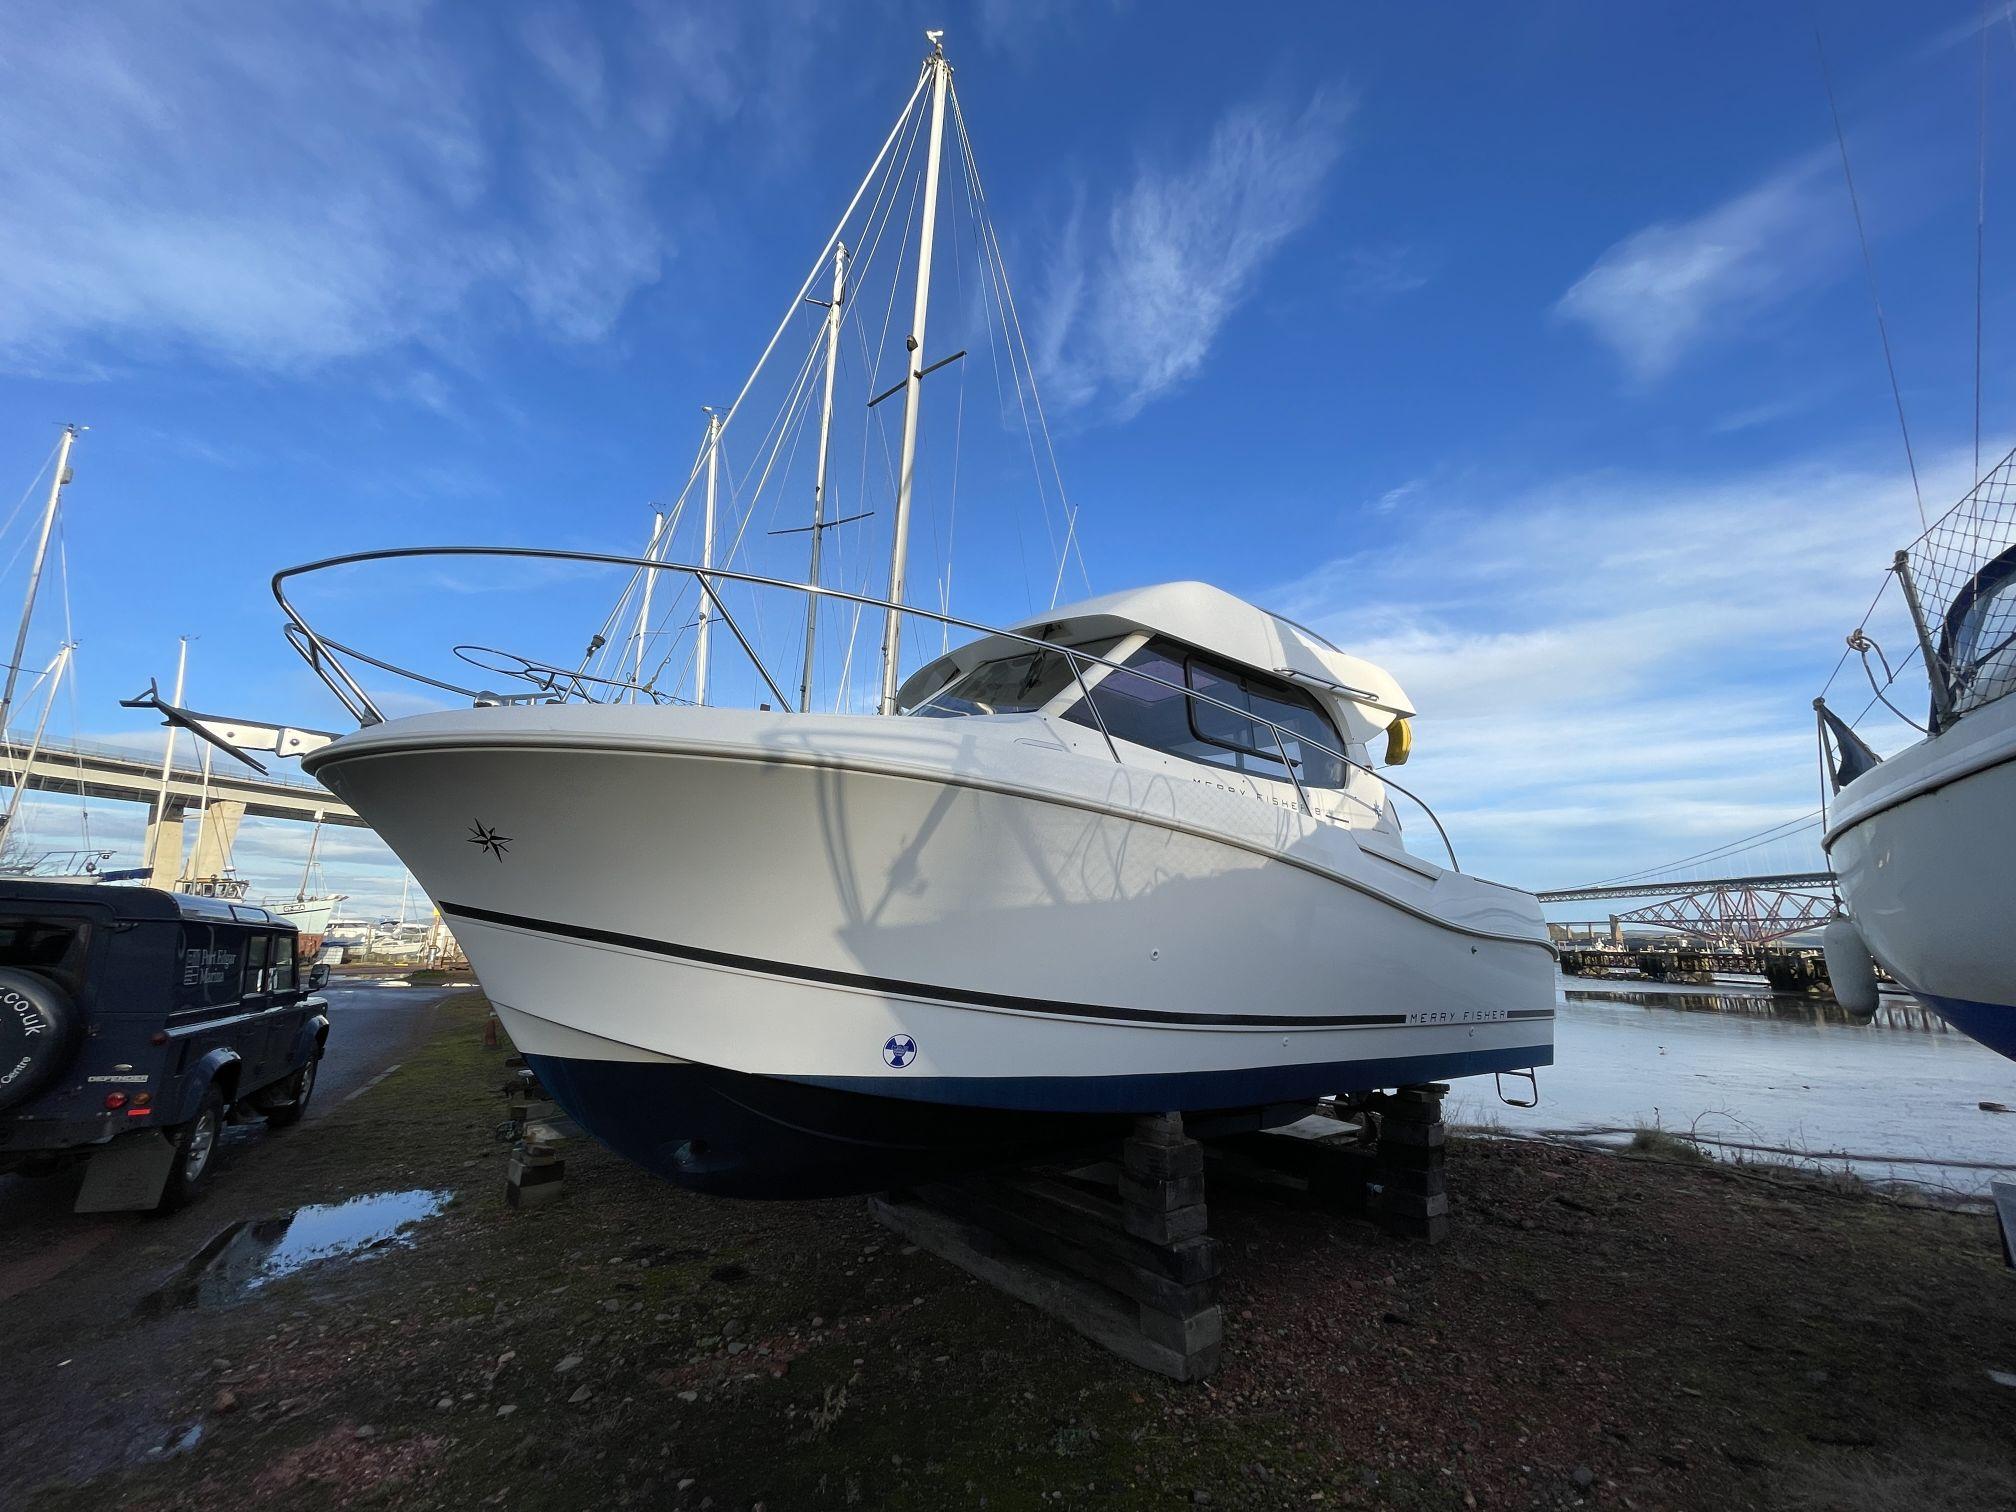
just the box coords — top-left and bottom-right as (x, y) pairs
(277, 37), (1555, 1197)
(1818, 450), (2016, 1061)
(295, 573), (1554, 1195)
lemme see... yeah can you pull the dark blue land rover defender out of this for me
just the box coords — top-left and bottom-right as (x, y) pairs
(0, 882), (329, 1212)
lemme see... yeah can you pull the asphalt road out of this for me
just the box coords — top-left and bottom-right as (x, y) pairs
(0, 975), (470, 1233)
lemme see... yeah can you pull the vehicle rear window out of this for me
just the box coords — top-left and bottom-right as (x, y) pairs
(0, 916), (92, 996)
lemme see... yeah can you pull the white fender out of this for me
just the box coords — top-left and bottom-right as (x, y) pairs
(1823, 916), (1880, 1017)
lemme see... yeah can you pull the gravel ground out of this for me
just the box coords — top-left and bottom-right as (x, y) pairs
(6, 994), (2013, 1511)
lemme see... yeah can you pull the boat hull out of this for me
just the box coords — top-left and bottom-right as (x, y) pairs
(267, 895), (338, 958)
(1826, 694), (2016, 1060)
(306, 706), (1556, 1196)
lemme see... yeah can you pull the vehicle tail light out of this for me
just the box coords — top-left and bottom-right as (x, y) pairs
(103, 1092), (127, 1110)
(150, 1031), (168, 1046)
(133, 1092), (151, 1107)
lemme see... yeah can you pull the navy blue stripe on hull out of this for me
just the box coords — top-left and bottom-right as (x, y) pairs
(798, 1043), (1551, 1112)
(1911, 989), (2016, 1062)
(525, 1043), (1553, 1200)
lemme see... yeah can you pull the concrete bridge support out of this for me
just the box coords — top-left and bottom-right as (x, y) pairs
(188, 801), (245, 881)
(144, 813), (184, 890)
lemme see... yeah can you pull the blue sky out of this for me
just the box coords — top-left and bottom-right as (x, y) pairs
(0, 1), (2005, 916)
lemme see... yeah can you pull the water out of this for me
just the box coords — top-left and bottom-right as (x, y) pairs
(143, 1189), (451, 1313)
(1443, 975), (2016, 1197)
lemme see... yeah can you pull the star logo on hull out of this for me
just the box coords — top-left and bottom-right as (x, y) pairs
(467, 821), (512, 862)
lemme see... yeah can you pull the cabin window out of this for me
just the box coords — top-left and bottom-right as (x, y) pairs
(1061, 638), (1349, 788)
(908, 639), (1120, 718)
(1186, 659), (1350, 788)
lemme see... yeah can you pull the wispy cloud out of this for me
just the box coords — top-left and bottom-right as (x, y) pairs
(0, 2), (794, 378)
(1036, 86), (1352, 420)
(1369, 479), (1424, 514)
(1270, 446), (1957, 888)
(1337, 243), (1434, 300)
(1555, 160), (1840, 382)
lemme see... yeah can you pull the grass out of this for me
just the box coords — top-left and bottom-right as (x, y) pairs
(9, 997), (2015, 1511)
(1625, 1125), (1713, 1163)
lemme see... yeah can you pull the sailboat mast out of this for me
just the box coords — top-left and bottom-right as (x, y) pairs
(801, 242), (849, 711)
(695, 409), (722, 707)
(1, 424), (81, 737)
(634, 507), (665, 698)
(146, 636), (190, 880)
(0, 643), (72, 835)
(298, 813), (323, 903)
(878, 36), (952, 715)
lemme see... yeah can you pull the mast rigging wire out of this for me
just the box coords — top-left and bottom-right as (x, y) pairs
(1815, 27), (1928, 529)
(951, 86), (1092, 605)
(1977, 0), (1989, 477)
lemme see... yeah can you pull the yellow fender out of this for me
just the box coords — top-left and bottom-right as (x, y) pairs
(1384, 716), (1413, 766)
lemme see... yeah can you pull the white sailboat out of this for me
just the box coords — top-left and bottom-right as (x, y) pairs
(1818, 451), (2016, 1060)
(279, 36), (1557, 1197)
(265, 815), (344, 956)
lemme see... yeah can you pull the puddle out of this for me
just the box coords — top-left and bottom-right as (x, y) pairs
(146, 1421), (205, 1462)
(140, 1189), (450, 1314)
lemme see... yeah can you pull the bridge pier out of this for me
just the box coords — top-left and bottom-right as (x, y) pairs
(144, 812), (184, 889)
(187, 800), (245, 882)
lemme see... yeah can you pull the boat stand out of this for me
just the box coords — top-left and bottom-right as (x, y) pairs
(1203, 1083), (1451, 1244)
(868, 1085), (1451, 1382)
(870, 1113), (1223, 1381)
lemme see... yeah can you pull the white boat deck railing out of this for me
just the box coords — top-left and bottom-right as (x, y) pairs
(273, 548), (1461, 871)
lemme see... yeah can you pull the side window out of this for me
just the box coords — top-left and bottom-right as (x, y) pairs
(243, 932), (271, 997)
(1062, 639), (1348, 788)
(1188, 660), (1349, 789)
(1061, 645), (1222, 762)
(271, 933), (297, 994)
(179, 924), (247, 1011)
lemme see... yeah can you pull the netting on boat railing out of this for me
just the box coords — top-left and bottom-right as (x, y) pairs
(1906, 444), (2016, 716)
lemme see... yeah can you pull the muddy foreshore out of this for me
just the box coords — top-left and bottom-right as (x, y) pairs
(4, 994), (2013, 1511)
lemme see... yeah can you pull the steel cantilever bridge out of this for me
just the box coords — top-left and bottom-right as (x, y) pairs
(1535, 871), (1837, 947)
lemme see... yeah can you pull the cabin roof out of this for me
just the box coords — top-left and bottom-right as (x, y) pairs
(897, 580), (1414, 736)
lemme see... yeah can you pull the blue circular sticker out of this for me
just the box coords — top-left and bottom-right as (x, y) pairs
(882, 1034), (917, 1068)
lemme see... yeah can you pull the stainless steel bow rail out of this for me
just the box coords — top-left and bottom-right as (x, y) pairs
(272, 547), (1461, 871)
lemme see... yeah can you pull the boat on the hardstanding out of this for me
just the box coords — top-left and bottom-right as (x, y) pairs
(279, 36), (1556, 1198)
(1818, 449), (2016, 1060)
(267, 894), (340, 958)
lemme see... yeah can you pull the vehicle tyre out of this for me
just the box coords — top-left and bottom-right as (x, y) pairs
(157, 1087), (225, 1212)
(0, 967), (83, 1114)
(265, 1056), (319, 1129)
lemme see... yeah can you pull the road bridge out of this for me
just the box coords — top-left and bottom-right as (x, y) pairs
(1, 733), (358, 888)
(1, 734), (356, 826)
